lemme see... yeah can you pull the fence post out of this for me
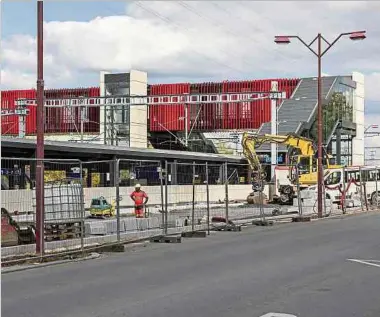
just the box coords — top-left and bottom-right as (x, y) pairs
(375, 166), (379, 208)
(295, 165), (303, 216)
(164, 160), (169, 235)
(359, 166), (364, 211)
(224, 162), (229, 225)
(192, 161), (196, 232)
(79, 160), (85, 255)
(159, 161), (165, 234)
(259, 178), (265, 222)
(342, 166), (346, 214)
(36, 158), (45, 256)
(115, 159), (121, 242)
(205, 162), (210, 235)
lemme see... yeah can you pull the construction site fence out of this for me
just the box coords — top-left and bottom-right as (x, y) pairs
(2, 158), (380, 264)
(1, 157), (85, 261)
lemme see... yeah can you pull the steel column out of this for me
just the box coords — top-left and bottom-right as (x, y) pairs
(36, 0), (45, 255)
(270, 81), (278, 180)
(317, 34), (323, 219)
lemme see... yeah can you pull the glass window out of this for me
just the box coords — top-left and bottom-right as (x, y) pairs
(310, 80), (354, 145)
(298, 156), (311, 174)
(345, 170), (360, 182)
(325, 171), (341, 186)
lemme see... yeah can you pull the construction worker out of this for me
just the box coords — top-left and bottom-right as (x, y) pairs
(130, 184), (149, 218)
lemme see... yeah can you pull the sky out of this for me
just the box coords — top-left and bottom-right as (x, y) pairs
(1, 1), (379, 157)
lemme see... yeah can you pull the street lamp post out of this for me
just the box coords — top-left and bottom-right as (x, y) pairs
(274, 31), (366, 218)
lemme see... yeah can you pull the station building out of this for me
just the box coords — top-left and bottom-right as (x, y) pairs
(1, 71), (365, 166)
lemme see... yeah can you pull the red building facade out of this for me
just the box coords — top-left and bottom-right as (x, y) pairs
(1, 88), (100, 136)
(149, 79), (299, 132)
(1, 78), (299, 136)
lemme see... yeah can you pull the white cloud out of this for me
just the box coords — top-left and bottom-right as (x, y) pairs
(366, 72), (380, 101)
(1, 0), (379, 105)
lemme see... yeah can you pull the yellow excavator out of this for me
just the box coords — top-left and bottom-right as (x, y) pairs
(242, 132), (341, 204)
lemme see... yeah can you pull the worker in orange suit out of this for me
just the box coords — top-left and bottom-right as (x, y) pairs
(130, 184), (149, 218)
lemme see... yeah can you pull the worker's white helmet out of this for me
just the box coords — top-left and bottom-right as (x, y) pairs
(135, 183), (141, 188)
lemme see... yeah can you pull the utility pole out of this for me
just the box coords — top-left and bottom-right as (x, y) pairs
(275, 30), (366, 218)
(36, 0), (45, 255)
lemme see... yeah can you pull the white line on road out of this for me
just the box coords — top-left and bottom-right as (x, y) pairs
(347, 259), (380, 268)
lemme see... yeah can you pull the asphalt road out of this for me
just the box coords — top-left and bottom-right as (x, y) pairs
(2, 212), (380, 317)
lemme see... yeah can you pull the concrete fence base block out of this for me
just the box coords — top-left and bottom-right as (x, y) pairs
(252, 220), (274, 226)
(292, 215), (312, 222)
(216, 224), (242, 232)
(85, 222), (107, 236)
(97, 244), (126, 253)
(181, 231), (207, 238)
(150, 235), (182, 243)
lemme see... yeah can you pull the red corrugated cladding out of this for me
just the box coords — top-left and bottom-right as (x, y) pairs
(221, 78), (299, 129)
(2, 78), (299, 135)
(149, 83), (190, 132)
(190, 82), (223, 130)
(148, 78), (299, 132)
(1, 90), (36, 135)
(44, 87), (100, 134)
(1, 87), (100, 136)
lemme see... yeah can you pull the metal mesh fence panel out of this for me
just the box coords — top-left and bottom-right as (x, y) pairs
(225, 163), (264, 223)
(1, 158), (37, 256)
(359, 166), (380, 212)
(117, 159), (163, 239)
(41, 159), (84, 254)
(1, 158), (85, 260)
(81, 160), (119, 246)
(191, 163), (209, 231)
(323, 166), (368, 215)
(165, 162), (197, 232)
(205, 163), (230, 228)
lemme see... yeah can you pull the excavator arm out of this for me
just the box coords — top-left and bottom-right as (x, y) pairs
(242, 132), (316, 181)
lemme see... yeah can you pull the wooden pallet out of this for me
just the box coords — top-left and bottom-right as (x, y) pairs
(44, 222), (82, 240)
(45, 222), (81, 230)
(45, 232), (81, 241)
(45, 227), (81, 235)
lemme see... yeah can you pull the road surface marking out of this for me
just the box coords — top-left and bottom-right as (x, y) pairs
(260, 313), (298, 317)
(347, 259), (380, 268)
